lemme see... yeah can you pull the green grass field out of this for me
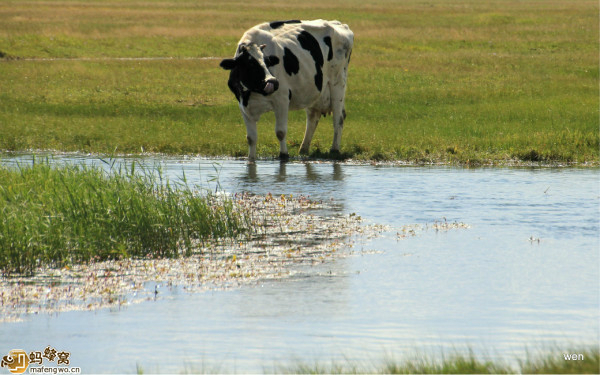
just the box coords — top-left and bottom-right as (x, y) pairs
(0, 0), (598, 164)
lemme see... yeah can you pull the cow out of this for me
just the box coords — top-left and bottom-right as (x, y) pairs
(220, 19), (353, 161)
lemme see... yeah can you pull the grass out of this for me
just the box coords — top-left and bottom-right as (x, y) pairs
(0, 0), (598, 164)
(135, 346), (600, 374)
(0, 158), (249, 274)
(278, 348), (600, 374)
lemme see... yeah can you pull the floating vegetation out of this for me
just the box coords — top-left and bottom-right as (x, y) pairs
(396, 219), (470, 240)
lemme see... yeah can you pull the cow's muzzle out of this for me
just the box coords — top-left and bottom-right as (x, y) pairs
(263, 79), (279, 95)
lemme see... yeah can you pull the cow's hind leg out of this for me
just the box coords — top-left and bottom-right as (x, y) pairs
(300, 108), (321, 155)
(330, 85), (346, 154)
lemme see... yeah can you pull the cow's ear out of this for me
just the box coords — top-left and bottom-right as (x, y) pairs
(220, 58), (237, 70)
(265, 55), (279, 67)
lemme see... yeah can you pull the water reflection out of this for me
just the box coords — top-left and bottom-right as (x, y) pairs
(244, 162), (260, 183)
(242, 161), (344, 186)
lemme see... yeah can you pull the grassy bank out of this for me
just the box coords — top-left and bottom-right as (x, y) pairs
(280, 348), (600, 374)
(136, 347), (600, 374)
(0, 0), (598, 164)
(0, 160), (248, 274)
(277, 348), (600, 374)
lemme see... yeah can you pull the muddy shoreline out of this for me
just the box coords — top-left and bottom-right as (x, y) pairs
(2, 150), (597, 168)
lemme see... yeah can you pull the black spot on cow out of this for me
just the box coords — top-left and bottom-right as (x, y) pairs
(297, 30), (324, 91)
(276, 130), (285, 141)
(269, 20), (301, 29)
(241, 91), (251, 107)
(265, 55), (279, 67)
(323, 36), (333, 61)
(297, 31), (323, 67)
(222, 62), (252, 106)
(283, 47), (299, 76)
(314, 68), (323, 92)
(226, 71), (251, 106)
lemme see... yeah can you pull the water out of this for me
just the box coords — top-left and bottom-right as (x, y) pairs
(1, 154), (598, 372)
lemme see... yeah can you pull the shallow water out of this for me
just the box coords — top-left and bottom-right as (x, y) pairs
(1, 154), (598, 372)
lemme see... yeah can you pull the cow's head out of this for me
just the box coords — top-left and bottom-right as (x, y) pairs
(220, 43), (280, 101)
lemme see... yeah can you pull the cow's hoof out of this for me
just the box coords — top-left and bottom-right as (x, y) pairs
(278, 152), (290, 161)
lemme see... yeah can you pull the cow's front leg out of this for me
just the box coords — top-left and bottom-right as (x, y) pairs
(274, 105), (289, 161)
(242, 112), (258, 162)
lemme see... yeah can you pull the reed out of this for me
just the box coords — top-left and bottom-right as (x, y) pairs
(135, 346), (600, 374)
(274, 347), (600, 374)
(0, 158), (249, 274)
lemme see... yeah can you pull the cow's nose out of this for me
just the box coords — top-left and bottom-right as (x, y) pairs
(264, 79), (279, 94)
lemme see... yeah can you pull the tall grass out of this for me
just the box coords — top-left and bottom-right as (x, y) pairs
(136, 346), (599, 374)
(274, 347), (600, 374)
(0, 159), (249, 274)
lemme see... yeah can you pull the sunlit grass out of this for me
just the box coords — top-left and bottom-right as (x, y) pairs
(0, 0), (597, 164)
(135, 346), (600, 374)
(0, 159), (249, 274)
(276, 347), (600, 374)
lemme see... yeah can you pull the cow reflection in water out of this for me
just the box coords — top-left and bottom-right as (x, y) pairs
(243, 162), (343, 184)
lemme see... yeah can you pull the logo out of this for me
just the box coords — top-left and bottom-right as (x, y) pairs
(1, 347), (78, 374)
(1, 350), (29, 374)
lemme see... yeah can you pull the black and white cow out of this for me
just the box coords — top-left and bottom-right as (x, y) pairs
(220, 19), (353, 161)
